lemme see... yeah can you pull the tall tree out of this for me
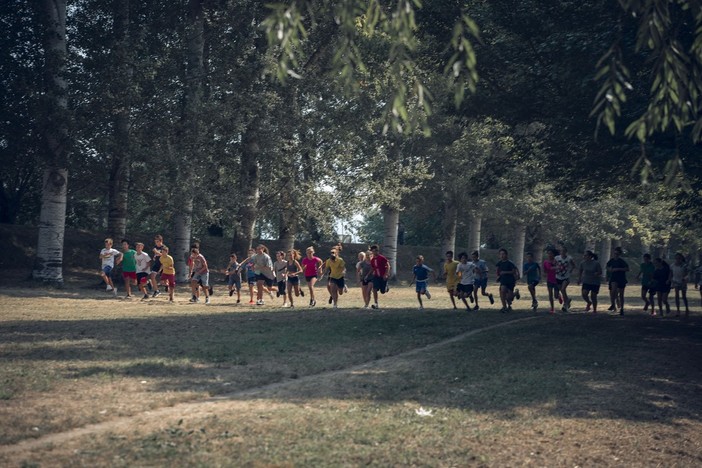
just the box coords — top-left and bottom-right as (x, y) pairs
(32, 0), (70, 285)
(105, 0), (133, 239)
(174, 0), (204, 281)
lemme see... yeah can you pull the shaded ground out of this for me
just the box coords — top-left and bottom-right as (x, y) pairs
(0, 285), (701, 466)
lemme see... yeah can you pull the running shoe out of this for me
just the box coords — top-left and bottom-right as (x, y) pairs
(142, 294), (149, 300)
(300, 290), (305, 297)
(514, 289), (520, 300)
(328, 296), (333, 304)
(249, 300), (255, 304)
(473, 305), (479, 311)
(488, 294), (495, 305)
(205, 297), (210, 304)
(425, 290), (431, 299)
(268, 290), (274, 299)
(153, 290), (161, 298)
(558, 294), (563, 304)
(106, 285), (113, 292)
(113, 288), (117, 296)
(229, 290), (234, 297)
(585, 303), (591, 312)
(608, 304), (616, 311)
(469, 295), (473, 303)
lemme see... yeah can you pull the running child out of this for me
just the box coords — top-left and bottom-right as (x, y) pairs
(496, 248), (520, 312)
(369, 244), (391, 310)
(578, 250), (602, 313)
(301, 246), (323, 307)
(651, 258), (672, 316)
(286, 249), (304, 308)
(411, 255), (435, 310)
(99, 238), (121, 296)
(444, 251), (460, 309)
(543, 248), (560, 314)
(323, 243), (346, 309)
(158, 245), (176, 302)
(555, 245), (576, 312)
(236, 248), (257, 304)
(274, 251), (289, 306)
(225, 253), (242, 303)
(471, 251), (494, 310)
(356, 251), (373, 309)
(637, 253), (655, 312)
(522, 252), (541, 311)
(188, 247), (210, 304)
(149, 234), (165, 297)
(671, 253), (690, 318)
(134, 242), (152, 300)
(606, 246), (629, 314)
(455, 252), (477, 311)
(120, 239), (137, 298)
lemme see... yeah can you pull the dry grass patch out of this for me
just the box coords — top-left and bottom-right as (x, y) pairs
(0, 284), (517, 447)
(1, 284), (701, 466)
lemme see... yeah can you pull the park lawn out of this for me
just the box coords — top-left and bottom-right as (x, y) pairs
(1, 283), (701, 466)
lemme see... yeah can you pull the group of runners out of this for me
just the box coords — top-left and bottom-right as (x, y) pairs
(99, 236), (394, 309)
(99, 236), (699, 317)
(422, 245), (698, 317)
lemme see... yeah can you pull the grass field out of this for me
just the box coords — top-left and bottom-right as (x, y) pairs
(1, 281), (701, 467)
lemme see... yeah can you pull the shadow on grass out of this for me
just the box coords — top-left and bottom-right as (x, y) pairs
(2, 306), (701, 425)
(258, 314), (702, 425)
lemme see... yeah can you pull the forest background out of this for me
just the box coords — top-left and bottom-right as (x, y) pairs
(2, 0), (702, 284)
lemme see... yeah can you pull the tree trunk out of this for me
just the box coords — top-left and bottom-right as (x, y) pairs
(529, 225), (546, 265)
(106, 0), (132, 239)
(300, 140), (321, 242)
(381, 205), (399, 281)
(468, 214), (482, 254)
(278, 189), (296, 252)
(33, 168), (68, 284)
(231, 125), (260, 256)
(585, 238), (596, 252)
(33, 0), (69, 285)
(599, 239), (612, 275)
(107, 113), (130, 238)
(174, 197), (193, 282)
(440, 200), (457, 255)
(512, 223), (526, 276)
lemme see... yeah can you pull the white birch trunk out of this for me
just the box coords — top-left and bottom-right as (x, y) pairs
(381, 205), (399, 281)
(174, 197), (193, 282)
(33, 0), (69, 285)
(512, 223), (526, 277)
(440, 201), (457, 255)
(468, 215), (481, 254)
(33, 168), (68, 284)
(599, 239), (612, 276)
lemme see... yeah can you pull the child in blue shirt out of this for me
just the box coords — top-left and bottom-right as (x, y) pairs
(411, 255), (436, 310)
(523, 252), (541, 310)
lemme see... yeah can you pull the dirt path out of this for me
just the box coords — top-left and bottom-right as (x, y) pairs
(0, 315), (541, 456)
